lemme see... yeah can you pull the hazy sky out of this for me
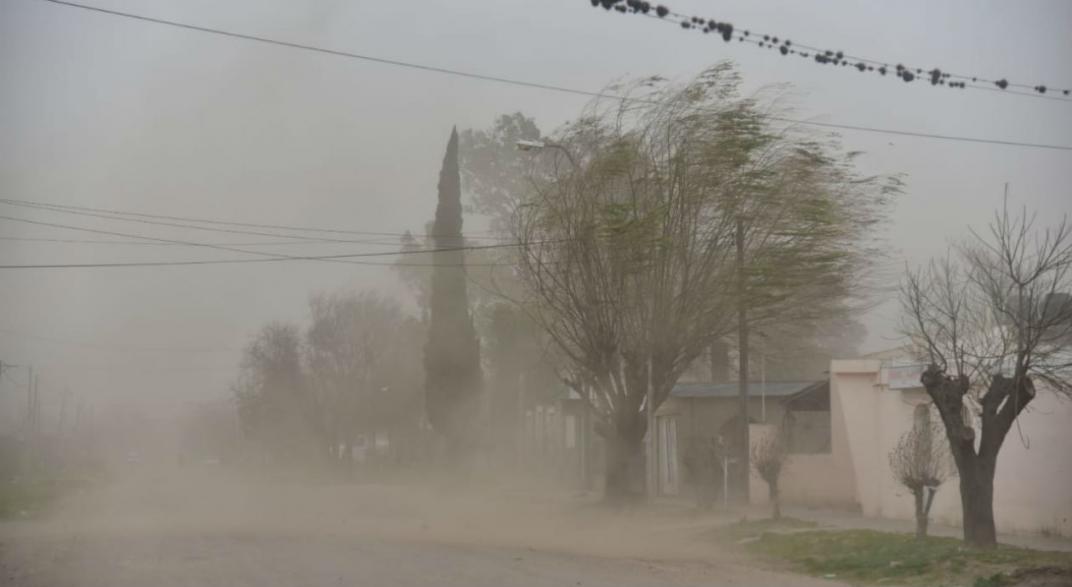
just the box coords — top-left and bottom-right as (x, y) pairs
(1, 0), (1070, 423)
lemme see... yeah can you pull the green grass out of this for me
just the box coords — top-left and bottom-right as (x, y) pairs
(718, 516), (818, 541)
(743, 529), (1072, 586)
(0, 479), (76, 519)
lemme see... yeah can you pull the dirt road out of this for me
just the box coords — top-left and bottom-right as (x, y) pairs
(0, 467), (842, 586)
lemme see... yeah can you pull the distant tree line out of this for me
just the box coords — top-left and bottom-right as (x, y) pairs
(232, 291), (426, 469)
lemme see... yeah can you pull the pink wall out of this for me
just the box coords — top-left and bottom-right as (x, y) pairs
(830, 359), (1072, 537)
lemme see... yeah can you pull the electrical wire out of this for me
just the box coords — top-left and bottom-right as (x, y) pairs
(0, 213), (540, 268)
(0, 235), (398, 247)
(603, 0), (1072, 101)
(0, 327), (239, 353)
(0, 198), (509, 243)
(34, 0), (1072, 152)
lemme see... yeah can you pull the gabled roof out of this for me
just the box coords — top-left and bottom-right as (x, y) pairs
(671, 380), (824, 399)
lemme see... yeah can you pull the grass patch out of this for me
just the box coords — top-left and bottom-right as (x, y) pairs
(0, 479), (80, 519)
(745, 529), (1072, 586)
(716, 516), (818, 542)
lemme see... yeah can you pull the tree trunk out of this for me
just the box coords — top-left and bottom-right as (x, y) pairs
(604, 431), (640, 502)
(768, 478), (781, 520)
(921, 368), (1033, 549)
(959, 462), (998, 547)
(339, 441), (351, 466)
(913, 488), (928, 539)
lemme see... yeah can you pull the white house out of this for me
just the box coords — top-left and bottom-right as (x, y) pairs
(827, 352), (1072, 536)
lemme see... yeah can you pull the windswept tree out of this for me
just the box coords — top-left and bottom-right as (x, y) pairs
(511, 64), (896, 499)
(459, 112), (543, 234)
(889, 415), (954, 539)
(424, 128), (483, 457)
(901, 204), (1072, 547)
(233, 322), (317, 462)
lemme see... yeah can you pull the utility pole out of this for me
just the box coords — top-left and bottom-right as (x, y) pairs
(735, 217), (750, 503)
(26, 366), (36, 434)
(760, 337), (766, 423)
(646, 354), (657, 499)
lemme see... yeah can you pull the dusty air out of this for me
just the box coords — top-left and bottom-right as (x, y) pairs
(1, 1), (1070, 585)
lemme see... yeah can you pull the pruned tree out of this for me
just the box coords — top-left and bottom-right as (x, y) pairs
(751, 427), (789, 520)
(889, 416), (954, 538)
(424, 127), (483, 457)
(900, 203), (1072, 547)
(511, 64), (897, 499)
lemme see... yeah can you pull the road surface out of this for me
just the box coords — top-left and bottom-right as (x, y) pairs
(0, 467), (842, 586)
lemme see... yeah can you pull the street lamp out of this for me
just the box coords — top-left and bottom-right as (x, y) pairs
(515, 140), (579, 169)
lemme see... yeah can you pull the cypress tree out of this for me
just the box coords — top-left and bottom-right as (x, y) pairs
(424, 127), (482, 456)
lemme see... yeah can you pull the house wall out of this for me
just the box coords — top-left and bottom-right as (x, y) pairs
(831, 359), (1072, 536)
(748, 421), (857, 508)
(754, 376), (857, 508)
(784, 410), (831, 454)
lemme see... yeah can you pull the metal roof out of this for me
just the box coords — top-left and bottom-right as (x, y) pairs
(670, 380), (824, 399)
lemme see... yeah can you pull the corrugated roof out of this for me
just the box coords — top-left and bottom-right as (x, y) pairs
(671, 380), (823, 399)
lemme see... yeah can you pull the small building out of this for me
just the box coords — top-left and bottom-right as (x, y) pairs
(824, 354), (1072, 535)
(656, 380), (831, 498)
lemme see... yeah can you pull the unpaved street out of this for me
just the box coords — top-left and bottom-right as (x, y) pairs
(0, 467), (842, 586)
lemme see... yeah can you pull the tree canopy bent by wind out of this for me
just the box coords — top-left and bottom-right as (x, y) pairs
(511, 63), (900, 499)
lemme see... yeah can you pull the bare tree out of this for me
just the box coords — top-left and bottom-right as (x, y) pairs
(900, 203), (1072, 547)
(511, 64), (897, 499)
(888, 416), (954, 538)
(751, 427), (789, 520)
(306, 290), (414, 468)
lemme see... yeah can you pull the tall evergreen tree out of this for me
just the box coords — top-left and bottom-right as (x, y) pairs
(424, 128), (482, 455)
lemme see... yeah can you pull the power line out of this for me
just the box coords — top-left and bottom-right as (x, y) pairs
(0, 213), (538, 269)
(0, 235), (400, 247)
(0, 198), (508, 243)
(0, 327), (238, 353)
(35, 0), (1072, 152)
(597, 0), (1072, 101)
